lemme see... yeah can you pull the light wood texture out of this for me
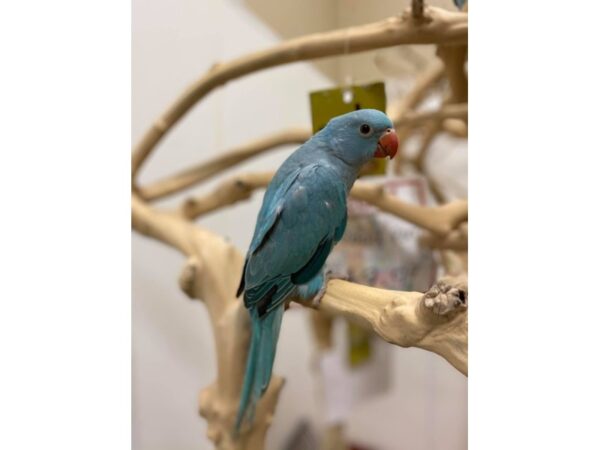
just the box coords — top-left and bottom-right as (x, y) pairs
(132, 6), (467, 180)
(133, 190), (468, 446)
(178, 170), (467, 236)
(303, 276), (468, 375)
(140, 104), (466, 202)
(139, 129), (310, 201)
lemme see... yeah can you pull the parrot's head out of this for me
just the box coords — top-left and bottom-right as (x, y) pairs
(323, 109), (398, 168)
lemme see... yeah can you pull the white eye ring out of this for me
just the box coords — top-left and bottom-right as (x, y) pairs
(359, 123), (373, 136)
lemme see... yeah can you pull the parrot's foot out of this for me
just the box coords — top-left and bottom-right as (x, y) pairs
(311, 270), (348, 308)
(422, 277), (468, 316)
(311, 282), (327, 308)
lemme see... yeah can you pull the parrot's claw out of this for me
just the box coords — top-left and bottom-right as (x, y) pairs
(422, 278), (468, 316)
(311, 270), (348, 308)
(311, 284), (326, 308)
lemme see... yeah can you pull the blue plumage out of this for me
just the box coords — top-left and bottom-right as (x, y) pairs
(235, 109), (397, 431)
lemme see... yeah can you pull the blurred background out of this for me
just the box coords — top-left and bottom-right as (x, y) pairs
(132, 0), (467, 449)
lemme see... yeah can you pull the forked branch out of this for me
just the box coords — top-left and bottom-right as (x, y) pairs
(179, 171), (467, 236)
(142, 103), (466, 201)
(132, 6), (467, 180)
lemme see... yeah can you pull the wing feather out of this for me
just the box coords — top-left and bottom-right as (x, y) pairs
(242, 163), (347, 312)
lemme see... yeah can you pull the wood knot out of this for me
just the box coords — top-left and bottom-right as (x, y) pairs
(179, 257), (201, 299)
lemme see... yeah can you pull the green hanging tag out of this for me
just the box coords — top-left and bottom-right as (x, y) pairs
(347, 322), (372, 367)
(309, 81), (388, 176)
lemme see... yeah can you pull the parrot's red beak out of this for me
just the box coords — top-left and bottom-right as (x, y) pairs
(374, 128), (398, 159)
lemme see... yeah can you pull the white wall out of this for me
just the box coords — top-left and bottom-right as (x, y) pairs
(132, 1), (466, 449)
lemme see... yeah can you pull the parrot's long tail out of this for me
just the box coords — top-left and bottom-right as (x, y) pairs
(234, 304), (285, 432)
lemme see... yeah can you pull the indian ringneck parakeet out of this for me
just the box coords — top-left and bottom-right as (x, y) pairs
(235, 109), (398, 431)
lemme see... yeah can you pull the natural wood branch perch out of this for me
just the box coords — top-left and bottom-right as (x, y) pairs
(349, 182), (466, 235)
(437, 44), (468, 104)
(412, 0), (425, 20)
(141, 103), (466, 202)
(391, 61), (445, 175)
(139, 129), (310, 201)
(180, 170), (467, 236)
(133, 192), (283, 449)
(421, 221), (468, 251)
(133, 191), (468, 447)
(181, 172), (273, 219)
(132, 6), (467, 180)
(297, 275), (468, 375)
(398, 103), (467, 130)
(388, 60), (445, 127)
(442, 118), (468, 137)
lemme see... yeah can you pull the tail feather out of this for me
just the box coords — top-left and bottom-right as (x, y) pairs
(235, 305), (285, 431)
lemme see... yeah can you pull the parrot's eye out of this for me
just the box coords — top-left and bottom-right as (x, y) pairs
(359, 124), (372, 136)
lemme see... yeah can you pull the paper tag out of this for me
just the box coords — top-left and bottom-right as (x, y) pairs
(309, 82), (388, 175)
(347, 322), (371, 367)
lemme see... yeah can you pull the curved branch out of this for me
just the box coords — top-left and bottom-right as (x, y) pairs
(421, 222), (468, 250)
(298, 276), (468, 375)
(436, 43), (468, 104)
(133, 191), (467, 450)
(390, 60), (445, 175)
(181, 172), (273, 219)
(134, 193), (467, 376)
(442, 118), (468, 138)
(142, 103), (466, 202)
(132, 6), (467, 180)
(139, 129), (310, 201)
(399, 103), (467, 130)
(181, 171), (467, 236)
(389, 60), (445, 127)
(349, 182), (467, 235)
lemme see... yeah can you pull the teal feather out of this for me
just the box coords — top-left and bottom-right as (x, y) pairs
(234, 109), (395, 432)
(235, 305), (284, 431)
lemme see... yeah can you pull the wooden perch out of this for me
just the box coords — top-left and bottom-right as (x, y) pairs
(132, 6), (467, 180)
(421, 221), (468, 251)
(133, 192), (468, 447)
(437, 40), (468, 105)
(134, 193), (283, 449)
(141, 104), (466, 202)
(139, 129), (310, 201)
(391, 61), (446, 177)
(388, 60), (445, 127)
(179, 170), (467, 236)
(301, 276), (468, 375)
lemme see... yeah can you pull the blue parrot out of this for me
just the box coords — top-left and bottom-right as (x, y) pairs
(235, 109), (398, 431)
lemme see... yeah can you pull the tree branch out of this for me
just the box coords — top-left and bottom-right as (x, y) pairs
(388, 60), (445, 127)
(133, 193), (282, 449)
(132, 6), (467, 180)
(296, 276), (468, 375)
(421, 221), (468, 251)
(141, 103), (466, 202)
(349, 182), (466, 235)
(139, 129), (310, 201)
(179, 170), (467, 236)
(133, 190), (468, 448)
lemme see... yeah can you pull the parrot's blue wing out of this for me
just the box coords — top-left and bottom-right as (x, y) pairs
(235, 163), (348, 431)
(236, 168), (303, 297)
(290, 236), (333, 285)
(242, 163), (347, 313)
(249, 169), (303, 255)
